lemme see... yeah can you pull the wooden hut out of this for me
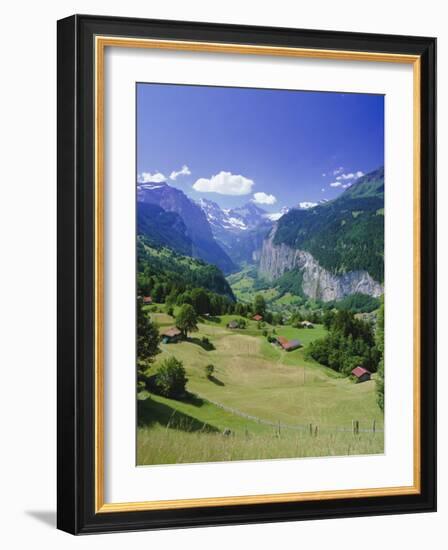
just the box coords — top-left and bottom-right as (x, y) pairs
(351, 366), (371, 383)
(276, 336), (302, 351)
(283, 339), (302, 352)
(161, 327), (182, 344)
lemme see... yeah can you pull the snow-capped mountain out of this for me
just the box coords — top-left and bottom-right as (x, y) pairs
(197, 198), (280, 265)
(196, 198), (248, 234)
(197, 198), (272, 234)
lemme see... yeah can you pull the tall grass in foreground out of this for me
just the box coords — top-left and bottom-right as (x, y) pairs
(137, 425), (384, 466)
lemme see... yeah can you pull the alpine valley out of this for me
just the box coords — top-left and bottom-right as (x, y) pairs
(137, 167), (384, 310)
(136, 84), (385, 466)
(136, 166), (385, 465)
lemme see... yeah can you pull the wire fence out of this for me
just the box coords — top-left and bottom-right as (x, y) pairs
(197, 393), (383, 434)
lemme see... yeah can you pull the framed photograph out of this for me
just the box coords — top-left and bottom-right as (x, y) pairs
(57, 15), (436, 534)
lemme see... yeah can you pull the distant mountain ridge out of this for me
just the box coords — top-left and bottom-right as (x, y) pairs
(137, 182), (235, 273)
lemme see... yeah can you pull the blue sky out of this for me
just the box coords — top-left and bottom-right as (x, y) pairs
(137, 83), (384, 212)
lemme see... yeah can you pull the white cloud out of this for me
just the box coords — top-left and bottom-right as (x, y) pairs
(330, 181), (342, 187)
(252, 192), (277, 205)
(169, 165), (191, 181)
(321, 188), (326, 192)
(333, 166), (344, 176)
(336, 170), (364, 181)
(342, 183), (353, 189)
(322, 172), (326, 177)
(137, 171), (166, 183)
(299, 201), (318, 209)
(193, 171), (254, 195)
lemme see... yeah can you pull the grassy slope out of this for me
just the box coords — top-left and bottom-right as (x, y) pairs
(138, 314), (383, 464)
(137, 423), (383, 465)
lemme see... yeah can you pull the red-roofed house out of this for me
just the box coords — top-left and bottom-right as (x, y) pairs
(276, 336), (302, 351)
(161, 327), (182, 343)
(252, 314), (263, 322)
(351, 366), (371, 383)
(283, 339), (302, 352)
(143, 296), (153, 304)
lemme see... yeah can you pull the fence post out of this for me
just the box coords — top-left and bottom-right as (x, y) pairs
(309, 423), (313, 436)
(352, 420), (359, 435)
(314, 425), (319, 437)
(372, 419), (376, 433)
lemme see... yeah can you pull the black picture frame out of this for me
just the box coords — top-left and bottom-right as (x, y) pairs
(57, 14), (436, 534)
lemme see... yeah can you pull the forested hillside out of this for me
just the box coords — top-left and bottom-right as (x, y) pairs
(137, 236), (235, 303)
(273, 168), (384, 282)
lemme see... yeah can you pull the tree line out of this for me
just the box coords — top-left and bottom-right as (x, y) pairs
(305, 309), (380, 376)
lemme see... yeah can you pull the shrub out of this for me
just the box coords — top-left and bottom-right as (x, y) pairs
(237, 318), (247, 329)
(154, 357), (188, 398)
(201, 336), (215, 351)
(205, 364), (215, 378)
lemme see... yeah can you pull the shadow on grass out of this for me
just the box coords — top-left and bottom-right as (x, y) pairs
(138, 395), (219, 433)
(182, 392), (206, 406)
(187, 336), (215, 351)
(207, 375), (225, 386)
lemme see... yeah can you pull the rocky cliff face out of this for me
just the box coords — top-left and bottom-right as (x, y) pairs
(259, 226), (384, 302)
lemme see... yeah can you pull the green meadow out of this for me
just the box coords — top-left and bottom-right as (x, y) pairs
(137, 311), (383, 465)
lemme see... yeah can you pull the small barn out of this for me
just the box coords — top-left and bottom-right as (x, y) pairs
(252, 314), (263, 322)
(351, 366), (371, 383)
(161, 327), (182, 344)
(227, 320), (239, 329)
(276, 336), (302, 351)
(283, 339), (302, 352)
(143, 296), (153, 305)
